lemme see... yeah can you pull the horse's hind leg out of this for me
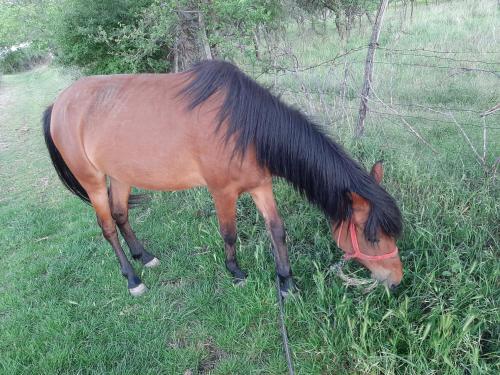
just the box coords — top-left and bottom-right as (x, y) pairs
(211, 190), (247, 283)
(109, 178), (159, 267)
(250, 183), (295, 296)
(86, 180), (146, 296)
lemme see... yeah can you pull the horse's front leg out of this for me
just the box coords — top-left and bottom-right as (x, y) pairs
(109, 178), (159, 267)
(86, 182), (146, 296)
(211, 190), (247, 284)
(250, 183), (295, 296)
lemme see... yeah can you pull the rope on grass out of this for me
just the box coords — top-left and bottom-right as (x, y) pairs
(275, 273), (295, 375)
(269, 245), (295, 375)
(330, 260), (379, 293)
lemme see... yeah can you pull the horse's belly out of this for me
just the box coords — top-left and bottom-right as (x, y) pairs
(131, 167), (206, 191)
(102, 151), (207, 191)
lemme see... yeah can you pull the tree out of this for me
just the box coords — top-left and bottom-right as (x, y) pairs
(49, 0), (282, 74)
(294, 0), (378, 40)
(52, 0), (161, 74)
(0, 0), (56, 50)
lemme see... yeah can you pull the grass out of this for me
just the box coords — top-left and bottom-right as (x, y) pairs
(0, 1), (499, 374)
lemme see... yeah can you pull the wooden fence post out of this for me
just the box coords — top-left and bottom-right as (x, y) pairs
(355, 0), (389, 137)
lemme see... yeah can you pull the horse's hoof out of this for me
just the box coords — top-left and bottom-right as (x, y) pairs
(144, 257), (160, 268)
(280, 286), (298, 299)
(129, 283), (148, 296)
(279, 277), (297, 299)
(233, 277), (247, 287)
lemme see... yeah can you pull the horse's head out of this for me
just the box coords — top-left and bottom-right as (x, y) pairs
(332, 162), (403, 290)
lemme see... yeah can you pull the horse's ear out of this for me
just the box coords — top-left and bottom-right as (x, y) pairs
(350, 192), (370, 225)
(351, 192), (369, 207)
(370, 161), (384, 184)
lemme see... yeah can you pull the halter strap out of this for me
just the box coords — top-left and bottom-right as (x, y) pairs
(336, 220), (398, 261)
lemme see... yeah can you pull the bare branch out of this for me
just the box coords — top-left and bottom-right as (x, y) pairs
(480, 103), (500, 117)
(368, 87), (438, 154)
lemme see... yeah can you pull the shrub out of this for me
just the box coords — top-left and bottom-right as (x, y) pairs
(0, 47), (47, 74)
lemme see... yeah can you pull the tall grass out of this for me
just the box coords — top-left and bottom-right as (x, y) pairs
(0, 1), (498, 374)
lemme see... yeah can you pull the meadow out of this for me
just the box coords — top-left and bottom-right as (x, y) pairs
(0, 0), (498, 374)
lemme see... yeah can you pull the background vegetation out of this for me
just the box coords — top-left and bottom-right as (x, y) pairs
(0, 0), (498, 374)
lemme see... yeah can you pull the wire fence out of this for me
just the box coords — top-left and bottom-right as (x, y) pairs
(252, 43), (499, 171)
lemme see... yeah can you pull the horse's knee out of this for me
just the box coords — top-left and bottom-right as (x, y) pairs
(268, 219), (291, 276)
(100, 222), (118, 241)
(269, 219), (286, 243)
(220, 226), (237, 246)
(112, 209), (128, 226)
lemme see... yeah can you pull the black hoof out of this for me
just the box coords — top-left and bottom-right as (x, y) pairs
(232, 268), (247, 285)
(144, 257), (160, 268)
(226, 260), (247, 283)
(125, 275), (147, 296)
(279, 275), (297, 298)
(138, 251), (157, 266)
(233, 277), (247, 287)
(129, 283), (148, 296)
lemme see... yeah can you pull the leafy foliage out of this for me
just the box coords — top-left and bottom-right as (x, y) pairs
(0, 0), (56, 50)
(48, 0), (283, 74)
(52, 0), (160, 74)
(294, 0), (379, 40)
(202, 0), (283, 60)
(0, 0), (56, 72)
(0, 46), (46, 74)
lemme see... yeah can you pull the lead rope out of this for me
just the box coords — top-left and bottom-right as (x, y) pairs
(274, 262), (375, 375)
(275, 272), (295, 375)
(270, 246), (295, 375)
(272, 239), (380, 374)
(330, 259), (378, 293)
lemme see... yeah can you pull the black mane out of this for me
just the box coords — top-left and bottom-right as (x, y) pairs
(180, 60), (402, 241)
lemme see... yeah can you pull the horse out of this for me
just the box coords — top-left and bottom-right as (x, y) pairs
(42, 60), (403, 297)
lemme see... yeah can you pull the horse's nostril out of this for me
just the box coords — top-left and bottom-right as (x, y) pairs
(390, 283), (399, 292)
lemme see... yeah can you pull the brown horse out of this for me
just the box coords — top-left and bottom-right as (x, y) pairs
(43, 60), (403, 296)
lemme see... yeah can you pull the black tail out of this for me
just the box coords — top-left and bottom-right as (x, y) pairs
(43, 104), (91, 204)
(42, 105), (147, 207)
(180, 60), (402, 241)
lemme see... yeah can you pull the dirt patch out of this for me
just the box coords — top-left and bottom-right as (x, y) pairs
(167, 336), (189, 349)
(160, 277), (186, 288)
(197, 338), (228, 374)
(17, 124), (30, 135)
(38, 176), (49, 190)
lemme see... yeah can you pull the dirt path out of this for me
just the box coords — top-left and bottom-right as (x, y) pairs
(0, 67), (73, 203)
(0, 77), (15, 153)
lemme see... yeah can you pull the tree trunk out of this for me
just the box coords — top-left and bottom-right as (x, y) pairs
(355, 0), (389, 138)
(334, 12), (345, 40)
(365, 11), (373, 25)
(252, 30), (261, 60)
(198, 12), (212, 60)
(173, 9), (212, 72)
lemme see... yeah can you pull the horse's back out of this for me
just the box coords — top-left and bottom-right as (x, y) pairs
(50, 72), (267, 192)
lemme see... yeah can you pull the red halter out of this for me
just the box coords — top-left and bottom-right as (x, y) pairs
(336, 220), (399, 261)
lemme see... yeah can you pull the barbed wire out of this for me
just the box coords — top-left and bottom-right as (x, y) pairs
(274, 86), (500, 130)
(276, 86), (497, 113)
(255, 44), (500, 162)
(259, 45), (500, 75)
(366, 60), (500, 75)
(378, 101), (485, 114)
(370, 110), (500, 129)
(378, 49), (500, 66)
(377, 47), (500, 54)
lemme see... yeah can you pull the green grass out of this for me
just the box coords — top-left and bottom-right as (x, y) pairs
(0, 1), (499, 374)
